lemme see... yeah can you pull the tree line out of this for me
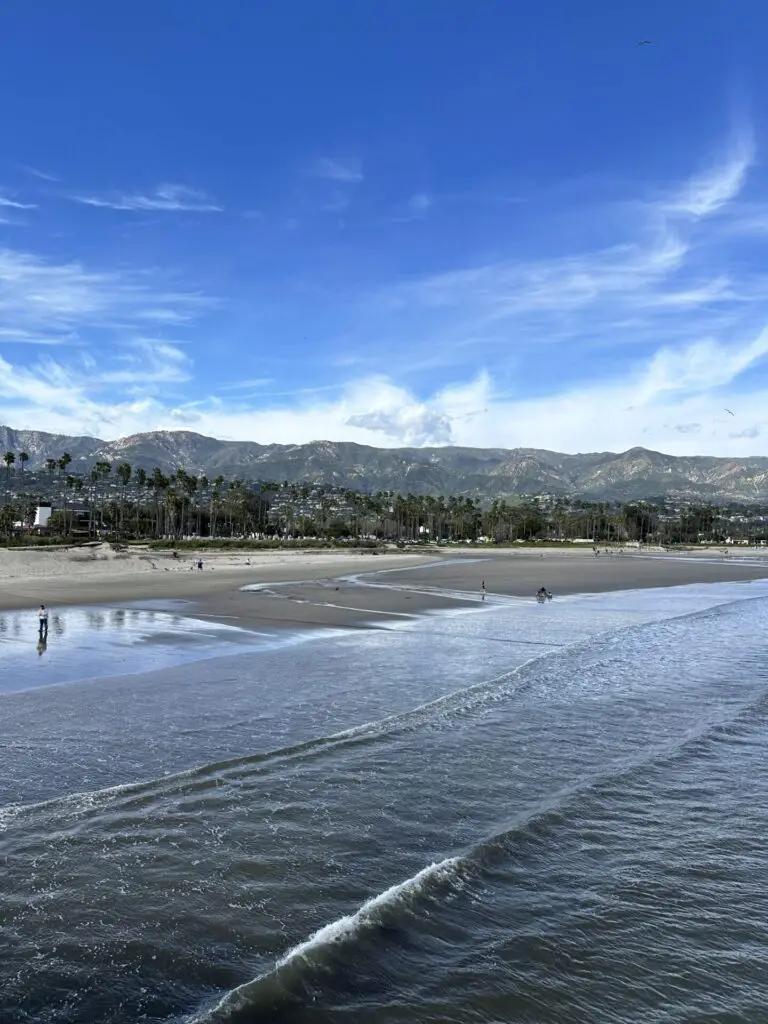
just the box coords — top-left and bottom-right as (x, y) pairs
(2, 452), (768, 545)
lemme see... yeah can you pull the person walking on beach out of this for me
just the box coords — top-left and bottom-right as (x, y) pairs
(481, 580), (486, 601)
(197, 558), (204, 571)
(38, 604), (49, 639)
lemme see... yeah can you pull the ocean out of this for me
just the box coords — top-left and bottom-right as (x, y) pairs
(2, 577), (768, 1023)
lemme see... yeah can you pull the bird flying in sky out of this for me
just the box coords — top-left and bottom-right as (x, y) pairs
(637, 39), (652, 46)
(724, 408), (735, 416)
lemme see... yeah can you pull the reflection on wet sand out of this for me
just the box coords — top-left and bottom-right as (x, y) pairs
(0, 606), (176, 644)
(0, 604), (274, 695)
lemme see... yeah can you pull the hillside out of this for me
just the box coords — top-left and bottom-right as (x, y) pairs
(2, 425), (768, 501)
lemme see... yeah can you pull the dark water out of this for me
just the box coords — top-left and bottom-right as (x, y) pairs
(2, 582), (768, 1023)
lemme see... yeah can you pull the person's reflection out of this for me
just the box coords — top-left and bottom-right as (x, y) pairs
(36, 636), (48, 657)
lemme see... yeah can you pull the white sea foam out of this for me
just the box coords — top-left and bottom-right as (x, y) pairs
(277, 856), (461, 964)
(188, 856), (462, 1022)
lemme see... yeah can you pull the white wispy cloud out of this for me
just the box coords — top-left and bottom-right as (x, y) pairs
(17, 164), (60, 183)
(0, 192), (37, 209)
(390, 192), (434, 222)
(3, 349), (768, 456)
(73, 184), (223, 212)
(663, 125), (755, 218)
(350, 128), (766, 381)
(3, 124), (768, 459)
(219, 378), (274, 391)
(0, 327), (76, 346)
(0, 246), (212, 345)
(92, 338), (193, 386)
(309, 157), (363, 183)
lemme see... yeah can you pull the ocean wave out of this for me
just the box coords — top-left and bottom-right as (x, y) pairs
(0, 655), (543, 834)
(183, 638), (768, 1024)
(186, 856), (463, 1023)
(4, 588), (766, 836)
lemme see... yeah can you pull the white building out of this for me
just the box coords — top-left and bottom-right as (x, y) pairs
(34, 503), (52, 528)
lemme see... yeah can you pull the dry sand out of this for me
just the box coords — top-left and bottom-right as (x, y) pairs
(3, 542), (768, 634)
(0, 543), (434, 615)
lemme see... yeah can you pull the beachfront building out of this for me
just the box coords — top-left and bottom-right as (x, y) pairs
(34, 503), (53, 529)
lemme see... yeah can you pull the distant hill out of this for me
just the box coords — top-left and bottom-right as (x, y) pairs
(2, 425), (768, 501)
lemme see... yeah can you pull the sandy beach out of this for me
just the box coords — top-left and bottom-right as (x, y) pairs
(3, 542), (768, 632)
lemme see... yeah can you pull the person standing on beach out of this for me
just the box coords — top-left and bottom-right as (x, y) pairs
(38, 604), (49, 639)
(481, 580), (486, 601)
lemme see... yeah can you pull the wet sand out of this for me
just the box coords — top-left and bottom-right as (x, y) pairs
(192, 549), (768, 632)
(3, 546), (768, 633)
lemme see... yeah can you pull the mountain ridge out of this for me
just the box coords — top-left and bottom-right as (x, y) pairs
(2, 425), (768, 501)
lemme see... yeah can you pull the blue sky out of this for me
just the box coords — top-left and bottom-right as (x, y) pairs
(1, 0), (768, 455)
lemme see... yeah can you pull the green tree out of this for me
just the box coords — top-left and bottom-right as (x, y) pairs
(0, 502), (14, 539)
(62, 474), (77, 534)
(116, 462), (132, 534)
(92, 460), (111, 534)
(150, 468), (169, 537)
(210, 475), (225, 538)
(3, 451), (15, 489)
(135, 468), (147, 534)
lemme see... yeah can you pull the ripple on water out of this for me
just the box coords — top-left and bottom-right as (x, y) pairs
(1, 581), (768, 1023)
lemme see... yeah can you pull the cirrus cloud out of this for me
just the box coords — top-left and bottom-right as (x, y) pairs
(72, 184), (223, 212)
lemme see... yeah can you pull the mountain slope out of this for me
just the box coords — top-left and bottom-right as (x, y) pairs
(2, 425), (768, 501)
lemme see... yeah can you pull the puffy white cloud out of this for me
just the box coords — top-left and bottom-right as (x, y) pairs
(2, 332), (767, 457)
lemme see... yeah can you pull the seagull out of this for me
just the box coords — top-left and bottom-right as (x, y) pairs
(724, 408), (735, 416)
(637, 39), (652, 46)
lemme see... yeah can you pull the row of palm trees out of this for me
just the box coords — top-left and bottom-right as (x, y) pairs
(3, 450), (71, 487)
(3, 451), (768, 544)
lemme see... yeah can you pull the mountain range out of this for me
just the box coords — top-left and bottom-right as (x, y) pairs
(2, 425), (768, 502)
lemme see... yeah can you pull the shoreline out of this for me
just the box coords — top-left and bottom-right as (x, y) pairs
(3, 544), (768, 635)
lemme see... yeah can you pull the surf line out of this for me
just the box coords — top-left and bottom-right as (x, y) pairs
(389, 628), (567, 647)
(186, 856), (462, 1023)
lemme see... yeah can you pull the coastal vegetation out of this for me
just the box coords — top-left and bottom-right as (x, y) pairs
(2, 453), (768, 547)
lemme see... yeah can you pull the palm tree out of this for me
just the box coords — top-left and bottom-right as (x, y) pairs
(182, 474), (198, 537)
(3, 451), (15, 489)
(197, 475), (208, 535)
(92, 461), (111, 534)
(150, 468), (169, 537)
(18, 451), (29, 482)
(135, 468), (147, 535)
(210, 475), (224, 538)
(174, 468), (189, 538)
(59, 452), (72, 480)
(116, 462), (132, 534)
(63, 474), (77, 534)
(45, 458), (57, 485)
